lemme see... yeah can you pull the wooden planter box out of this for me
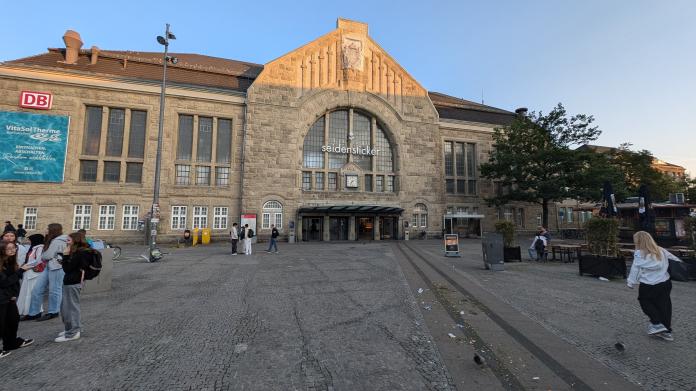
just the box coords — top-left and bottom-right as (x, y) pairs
(503, 246), (522, 262)
(579, 255), (627, 279)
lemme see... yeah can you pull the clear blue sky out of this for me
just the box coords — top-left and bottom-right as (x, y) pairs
(3, 0), (695, 175)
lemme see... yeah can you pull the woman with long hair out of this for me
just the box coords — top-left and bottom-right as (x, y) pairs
(55, 231), (92, 342)
(17, 234), (45, 318)
(0, 240), (34, 358)
(627, 231), (683, 341)
(26, 223), (68, 321)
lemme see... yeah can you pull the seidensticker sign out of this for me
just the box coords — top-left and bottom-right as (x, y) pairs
(0, 111), (70, 182)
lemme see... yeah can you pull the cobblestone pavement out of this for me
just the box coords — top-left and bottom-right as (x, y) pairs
(417, 239), (696, 391)
(3, 242), (455, 391)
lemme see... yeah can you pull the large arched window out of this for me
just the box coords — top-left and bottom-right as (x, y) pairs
(413, 203), (428, 228)
(262, 200), (283, 229)
(302, 109), (396, 192)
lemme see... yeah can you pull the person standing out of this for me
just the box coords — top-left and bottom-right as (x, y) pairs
(55, 231), (92, 342)
(17, 234), (45, 318)
(27, 223), (68, 321)
(230, 223), (239, 255)
(3, 221), (15, 234)
(266, 224), (279, 253)
(15, 225), (27, 240)
(0, 240), (34, 358)
(242, 224), (253, 255)
(627, 231), (683, 341)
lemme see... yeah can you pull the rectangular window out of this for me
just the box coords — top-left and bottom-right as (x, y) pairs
(566, 207), (573, 223)
(73, 205), (92, 230)
(420, 214), (427, 228)
(80, 160), (98, 182)
(197, 117), (213, 162)
(302, 172), (312, 190)
(315, 172), (324, 191)
(386, 176), (394, 192)
(192, 206), (208, 228)
(125, 162), (143, 183)
(328, 173), (337, 191)
(455, 142), (465, 176)
(196, 166), (211, 186)
(83, 106), (102, 155)
(328, 110), (348, 168)
(446, 179), (455, 194)
(445, 141), (477, 194)
(504, 207), (514, 222)
(466, 143), (476, 178)
(105, 108), (125, 156)
(171, 206), (187, 230)
(517, 208), (525, 228)
(262, 213), (271, 229)
(23, 207), (38, 230)
(177, 114), (194, 160)
(122, 205), (139, 230)
(213, 207), (228, 230)
(103, 161), (121, 182)
(216, 119), (232, 163)
(376, 175), (384, 192)
(98, 205), (116, 230)
(175, 164), (191, 185)
(128, 110), (147, 158)
(444, 141), (453, 176)
(468, 180), (477, 195)
(215, 167), (229, 186)
(457, 179), (466, 194)
(275, 212), (283, 229)
(364, 174), (373, 192)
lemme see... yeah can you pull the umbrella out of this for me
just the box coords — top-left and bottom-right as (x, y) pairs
(602, 181), (617, 217)
(638, 184), (654, 233)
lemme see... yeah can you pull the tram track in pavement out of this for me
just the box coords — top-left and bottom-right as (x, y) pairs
(395, 241), (596, 391)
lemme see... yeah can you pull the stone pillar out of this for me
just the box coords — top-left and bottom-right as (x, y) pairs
(349, 216), (356, 241)
(297, 217), (303, 242)
(323, 215), (330, 241)
(398, 216), (404, 240)
(374, 216), (380, 240)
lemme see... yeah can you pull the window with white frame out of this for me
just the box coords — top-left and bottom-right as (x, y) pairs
(192, 206), (208, 228)
(122, 205), (140, 230)
(171, 206), (187, 230)
(23, 207), (38, 230)
(413, 203), (428, 228)
(261, 200), (283, 229)
(73, 205), (92, 230)
(98, 205), (116, 230)
(213, 207), (228, 230)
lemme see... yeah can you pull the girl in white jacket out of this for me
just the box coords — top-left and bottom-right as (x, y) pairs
(627, 231), (682, 341)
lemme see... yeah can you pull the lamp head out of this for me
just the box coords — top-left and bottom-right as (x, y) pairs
(156, 36), (167, 45)
(167, 32), (176, 40)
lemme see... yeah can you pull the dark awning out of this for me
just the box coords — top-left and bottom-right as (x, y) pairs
(298, 205), (404, 215)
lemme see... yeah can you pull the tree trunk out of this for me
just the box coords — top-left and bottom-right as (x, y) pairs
(542, 199), (549, 229)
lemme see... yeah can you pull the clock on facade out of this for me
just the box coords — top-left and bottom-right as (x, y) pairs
(346, 174), (358, 188)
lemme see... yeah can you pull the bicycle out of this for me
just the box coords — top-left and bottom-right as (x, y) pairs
(105, 242), (121, 260)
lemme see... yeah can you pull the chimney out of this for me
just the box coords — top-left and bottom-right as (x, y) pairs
(90, 46), (99, 65)
(515, 107), (528, 117)
(62, 30), (83, 64)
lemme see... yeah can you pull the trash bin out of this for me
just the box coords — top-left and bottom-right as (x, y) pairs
(201, 228), (211, 244)
(404, 230), (410, 241)
(481, 232), (505, 271)
(192, 228), (200, 246)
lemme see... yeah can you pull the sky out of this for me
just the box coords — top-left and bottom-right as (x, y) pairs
(3, 0), (695, 175)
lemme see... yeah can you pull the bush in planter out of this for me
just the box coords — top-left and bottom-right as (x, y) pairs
(584, 217), (619, 257)
(494, 221), (516, 247)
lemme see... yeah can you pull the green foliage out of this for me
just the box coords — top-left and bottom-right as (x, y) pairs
(584, 217), (620, 257)
(494, 220), (516, 247)
(685, 216), (696, 250)
(610, 144), (683, 202)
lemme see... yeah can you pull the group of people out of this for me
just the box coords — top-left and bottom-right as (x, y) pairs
(229, 223), (279, 255)
(1, 221), (95, 359)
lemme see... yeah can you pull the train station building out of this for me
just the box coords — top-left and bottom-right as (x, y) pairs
(0, 18), (540, 242)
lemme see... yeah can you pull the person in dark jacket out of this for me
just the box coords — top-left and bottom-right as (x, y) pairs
(16, 225), (27, 240)
(55, 231), (92, 343)
(266, 224), (280, 253)
(0, 240), (34, 358)
(3, 221), (16, 234)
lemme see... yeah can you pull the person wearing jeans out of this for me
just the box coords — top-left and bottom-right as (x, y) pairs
(55, 231), (92, 342)
(26, 224), (68, 321)
(266, 224), (279, 253)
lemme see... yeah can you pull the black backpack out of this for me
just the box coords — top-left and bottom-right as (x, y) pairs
(83, 249), (102, 280)
(248, 229), (254, 238)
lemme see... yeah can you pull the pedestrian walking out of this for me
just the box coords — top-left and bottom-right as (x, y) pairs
(0, 240), (34, 358)
(528, 229), (547, 261)
(15, 225), (27, 240)
(230, 222), (239, 255)
(55, 231), (92, 342)
(266, 224), (279, 253)
(242, 224), (253, 255)
(17, 234), (45, 318)
(627, 231), (683, 341)
(26, 223), (68, 321)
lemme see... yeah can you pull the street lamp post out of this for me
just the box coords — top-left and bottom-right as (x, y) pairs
(149, 23), (177, 262)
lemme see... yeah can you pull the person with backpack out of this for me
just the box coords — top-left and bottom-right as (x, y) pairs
(0, 240), (35, 358)
(266, 224), (279, 253)
(242, 224), (254, 255)
(55, 231), (99, 342)
(230, 222), (239, 255)
(26, 223), (68, 321)
(528, 229), (548, 261)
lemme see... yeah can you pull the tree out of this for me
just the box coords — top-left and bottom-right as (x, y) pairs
(480, 103), (604, 228)
(610, 144), (683, 201)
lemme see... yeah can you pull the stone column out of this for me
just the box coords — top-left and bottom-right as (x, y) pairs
(374, 216), (380, 240)
(349, 216), (356, 241)
(398, 216), (404, 240)
(297, 217), (303, 242)
(323, 215), (330, 241)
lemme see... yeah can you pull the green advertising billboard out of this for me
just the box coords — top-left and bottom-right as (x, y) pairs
(0, 111), (70, 182)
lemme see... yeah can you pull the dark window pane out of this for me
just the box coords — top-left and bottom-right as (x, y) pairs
(364, 174), (373, 192)
(215, 167), (229, 186)
(177, 115), (193, 160)
(352, 112), (372, 171)
(466, 143), (476, 177)
(216, 119), (232, 163)
(457, 179), (466, 194)
(103, 161), (120, 182)
(386, 176), (394, 192)
(80, 160), (97, 182)
(125, 162), (142, 183)
(105, 108), (125, 156)
(303, 116), (324, 168)
(315, 172), (324, 190)
(444, 141), (453, 176)
(83, 106), (102, 155)
(175, 164), (190, 185)
(302, 172), (312, 190)
(328, 172), (337, 191)
(375, 124), (393, 172)
(196, 166), (210, 185)
(375, 175), (384, 192)
(446, 179), (455, 194)
(328, 110), (348, 169)
(455, 142), (465, 176)
(197, 117), (213, 162)
(128, 110), (147, 158)
(468, 180), (477, 195)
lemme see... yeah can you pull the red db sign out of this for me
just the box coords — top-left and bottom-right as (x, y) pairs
(19, 91), (53, 110)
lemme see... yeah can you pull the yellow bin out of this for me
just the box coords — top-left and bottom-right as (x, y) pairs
(192, 228), (200, 246)
(201, 228), (211, 244)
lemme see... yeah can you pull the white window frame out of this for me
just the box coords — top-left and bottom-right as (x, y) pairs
(98, 205), (116, 230)
(213, 207), (228, 230)
(23, 207), (38, 230)
(171, 206), (187, 230)
(122, 205), (140, 230)
(73, 205), (92, 230)
(413, 204), (428, 228)
(262, 213), (271, 229)
(261, 200), (283, 229)
(192, 206), (208, 229)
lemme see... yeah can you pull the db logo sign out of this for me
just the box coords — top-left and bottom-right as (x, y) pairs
(19, 91), (53, 110)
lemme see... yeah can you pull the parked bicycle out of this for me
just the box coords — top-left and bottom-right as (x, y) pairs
(90, 239), (121, 260)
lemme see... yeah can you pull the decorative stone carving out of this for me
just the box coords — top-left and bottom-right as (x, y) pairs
(341, 37), (364, 71)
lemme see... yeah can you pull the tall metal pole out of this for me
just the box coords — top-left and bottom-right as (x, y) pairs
(149, 23), (171, 262)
